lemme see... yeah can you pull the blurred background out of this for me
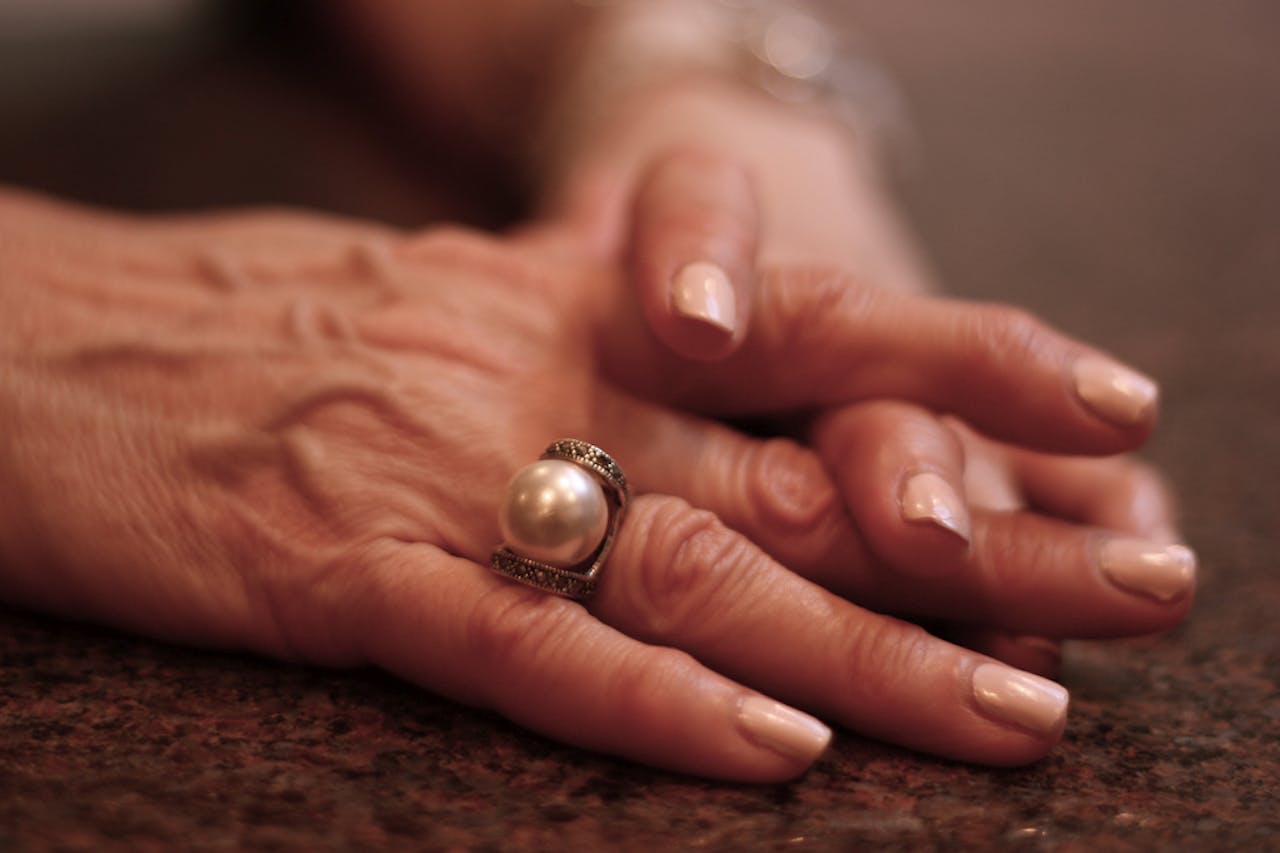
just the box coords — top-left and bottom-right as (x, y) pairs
(1, 1), (1277, 847)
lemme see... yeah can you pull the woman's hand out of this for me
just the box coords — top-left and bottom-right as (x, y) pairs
(0, 191), (1192, 781)
(546, 77), (933, 359)
(547, 69), (1191, 631)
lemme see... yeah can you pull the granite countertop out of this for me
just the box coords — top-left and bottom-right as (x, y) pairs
(2, 2), (1278, 849)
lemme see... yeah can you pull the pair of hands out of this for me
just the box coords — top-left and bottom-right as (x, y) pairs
(0, 122), (1191, 781)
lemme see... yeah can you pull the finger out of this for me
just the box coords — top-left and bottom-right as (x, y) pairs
(594, 495), (1070, 765)
(1009, 449), (1180, 542)
(943, 416), (1178, 540)
(594, 388), (875, 587)
(812, 401), (973, 577)
(607, 269), (1160, 455)
(813, 403), (1196, 632)
(354, 539), (830, 781)
(598, 391), (1194, 639)
(961, 447), (1026, 512)
(875, 509), (1197, 638)
(628, 147), (758, 360)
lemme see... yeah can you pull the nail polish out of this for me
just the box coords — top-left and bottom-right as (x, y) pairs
(1072, 355), (1159, 426)
(737, 696), (831, 762)
(971, 662), (1069, 735)
(673, 261), (736, 334)
(901, 471), (972, 543)
(1100, 539), (1197, 602)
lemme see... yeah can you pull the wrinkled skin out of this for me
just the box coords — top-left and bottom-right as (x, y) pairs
(0, 192), (1189, 780)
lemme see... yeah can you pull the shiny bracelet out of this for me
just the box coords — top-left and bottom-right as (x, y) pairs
(533, 0), (910, 179)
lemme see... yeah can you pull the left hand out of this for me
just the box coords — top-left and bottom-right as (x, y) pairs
(0, 192), (1192, 777)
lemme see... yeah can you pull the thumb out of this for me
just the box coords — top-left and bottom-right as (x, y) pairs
(627, 147), (760, 361)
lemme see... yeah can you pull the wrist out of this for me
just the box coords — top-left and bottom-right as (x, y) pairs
(530, 0), (904, 193)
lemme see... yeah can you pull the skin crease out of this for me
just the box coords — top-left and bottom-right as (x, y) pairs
(540, 87), (1174, 662)
(0, 4), (1190, 783)
(545, 90), (1178, 669)
(0, 203), (594, 659)
(0, 189), (1193, 781)
(340, 1), (1184, 649)
(549, 78), (935, 292)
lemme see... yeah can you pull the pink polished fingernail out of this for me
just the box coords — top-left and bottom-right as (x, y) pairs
(673, 261), (736, 334)
(737, 696), (831, 762)
(901, 471), (972, 543)
(972, 662), (1069, 735)
(1072, 355), (1159, 426)
(1100, 539), (1197, 602)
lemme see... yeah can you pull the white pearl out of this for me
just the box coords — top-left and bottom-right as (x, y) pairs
(499, 459), (609, 567)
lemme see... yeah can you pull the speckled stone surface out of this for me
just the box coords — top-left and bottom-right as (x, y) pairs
(3, 608), (1278, 850)
(2, 2), (1279, 850)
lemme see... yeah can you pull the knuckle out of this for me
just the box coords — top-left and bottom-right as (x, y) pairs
(398, 224), (493, 260)
(463, 583), (583, 694)
(647, 207), (724, 250)
(970, 513), (1063, 599)
(647, 203), (751, 259)
(649, 145), (752, 207)
(744, 439), (845, 542)
(604, 644), (702, 728)
(622, 497), (752, 637)
(399, 227), (552, 289)
(841, 614), (937, 702)
(760, 269), (876, 357)
(969, 304), (1055, 370)
(640, 146), (753, 249)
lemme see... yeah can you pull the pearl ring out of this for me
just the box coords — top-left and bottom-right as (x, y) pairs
(491, 439), (629, 600)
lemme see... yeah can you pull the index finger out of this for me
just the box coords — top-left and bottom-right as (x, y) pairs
(606, 268), (1159, 455)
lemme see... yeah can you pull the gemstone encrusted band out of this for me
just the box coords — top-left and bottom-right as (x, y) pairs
(490, 439), (629, 600)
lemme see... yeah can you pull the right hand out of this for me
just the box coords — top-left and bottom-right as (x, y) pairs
(580, 144), (1189, 674)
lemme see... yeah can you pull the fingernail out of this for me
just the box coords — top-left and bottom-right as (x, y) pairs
(1100, 539), (1197, 602)
(673, 261), (736, 334)
(971, 662), (1069, 735)
(737, 696), (831, 762)
(901, 471), (972, 543)
(1072, 355), (1159, 426)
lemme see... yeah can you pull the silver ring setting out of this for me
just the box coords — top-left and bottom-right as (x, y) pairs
(490, 439), (629, 600)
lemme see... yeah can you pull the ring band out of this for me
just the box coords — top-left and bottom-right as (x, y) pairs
(490, 439), (629, 600)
